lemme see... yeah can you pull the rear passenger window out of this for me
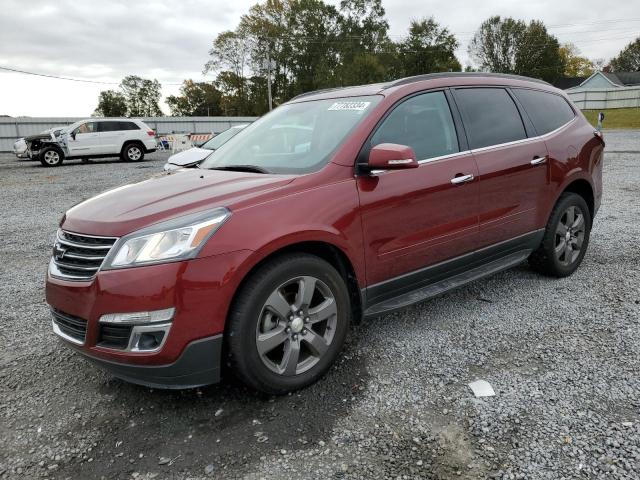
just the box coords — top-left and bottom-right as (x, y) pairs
(454, 88), (526, 149)
(98, 121), (120, 132)
(512, 89), (575, 135)
(371, 91), (459, 160)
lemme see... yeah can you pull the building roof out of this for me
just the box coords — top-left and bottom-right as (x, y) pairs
(553, 77), (588, 90)
(603, 72), (640, 86)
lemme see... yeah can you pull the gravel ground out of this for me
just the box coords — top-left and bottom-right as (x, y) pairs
(0, 131), (639, 480)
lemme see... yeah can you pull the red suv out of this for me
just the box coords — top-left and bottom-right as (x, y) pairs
(46, 73), (603, 394)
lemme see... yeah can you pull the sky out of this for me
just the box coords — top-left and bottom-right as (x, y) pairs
(1, 0), (638, 117)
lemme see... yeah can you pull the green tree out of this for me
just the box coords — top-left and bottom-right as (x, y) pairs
(396, 17), (461, 77)
(203, 0), (463, 114)
(336, 0), (392, 85)
(559, 43), (594, 77)
(166, 80), (223, 116)
(610, 37), (640, 71)
(468, 16), (565, 82)
(93, 90), (127, 117)
(120, 75), (163, 117)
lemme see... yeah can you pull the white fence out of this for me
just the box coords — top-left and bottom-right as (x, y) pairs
(0, 116), (257, 152)
(566, 87), (640, 110)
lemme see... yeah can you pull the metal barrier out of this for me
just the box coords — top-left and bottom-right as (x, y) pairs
(0, 116), (256, 152)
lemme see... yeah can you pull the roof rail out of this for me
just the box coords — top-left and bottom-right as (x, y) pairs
(289, 82), (390, 102)
(385, 72), (551, 89)
(287, 73), (550, 103)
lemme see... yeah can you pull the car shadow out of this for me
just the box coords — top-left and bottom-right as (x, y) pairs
(56, 335), (368, 479)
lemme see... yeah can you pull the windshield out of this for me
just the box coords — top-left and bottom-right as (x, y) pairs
(201, 126), (246, 151)
(200, 95), (381, 174)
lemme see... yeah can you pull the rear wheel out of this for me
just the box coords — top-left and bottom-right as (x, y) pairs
(529, 192), (591, 277)
(226, 254), (351, 394)
(122, 143), (145, 162)
(39, 147), (64, 167)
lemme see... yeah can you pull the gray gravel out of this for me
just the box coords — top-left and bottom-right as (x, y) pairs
(0, 131), (639, 480)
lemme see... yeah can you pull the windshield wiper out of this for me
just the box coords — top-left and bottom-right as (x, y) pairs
(208, 165), (271, 174)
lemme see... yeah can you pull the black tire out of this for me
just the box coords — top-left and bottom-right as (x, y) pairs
(122, 143), (145, 162)
(226, 253), (351, 395)
(529, 192), (592, 277)
(39, 146), (64, 167)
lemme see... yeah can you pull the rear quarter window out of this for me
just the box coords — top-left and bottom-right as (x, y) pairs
(512, 89), (575, 135)
(118, 121), (140, 130)
(453, 88), (527, 150)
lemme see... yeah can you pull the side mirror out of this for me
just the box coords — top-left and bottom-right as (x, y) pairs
(368, 143), (418, 170)
(70, 131), (76, 140)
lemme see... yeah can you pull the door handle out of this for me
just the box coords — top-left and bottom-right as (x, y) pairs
(530, 155), (547, 166)
(450, 174), (474, 185)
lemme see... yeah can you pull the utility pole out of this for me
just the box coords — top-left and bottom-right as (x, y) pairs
(266, 48), (273, 111)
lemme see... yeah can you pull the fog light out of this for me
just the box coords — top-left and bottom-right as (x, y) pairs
(128, 323), (172, 352)
(99, 308), (175, 324)
(137, 331), (166, 350)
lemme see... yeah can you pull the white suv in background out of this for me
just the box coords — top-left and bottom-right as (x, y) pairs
(27, 118), (157, 167)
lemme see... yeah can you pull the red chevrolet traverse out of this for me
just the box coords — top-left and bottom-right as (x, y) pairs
(46, 73), (604, 394)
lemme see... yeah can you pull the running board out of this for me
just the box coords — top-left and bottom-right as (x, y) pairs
(363, 249), (532, 318)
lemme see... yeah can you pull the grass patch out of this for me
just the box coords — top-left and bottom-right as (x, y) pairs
(581, 108), (640, 129)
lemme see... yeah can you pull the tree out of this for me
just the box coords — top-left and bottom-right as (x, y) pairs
(205, 29), (253, 111)
(559, 43), (594, 77)
(93, 90), (127, 117)
(396, 17), (461, 77)
(336, 0), (393, 85)
(166, 80), (223, 116)
(610, 37), (640, 71)
(203, 0), (464, 114)
(468, 16), (565, 82)
(120, 75), (163, 117)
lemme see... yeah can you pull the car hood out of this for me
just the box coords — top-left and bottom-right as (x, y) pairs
(62, 169), (295, 237)
(24, 132), (54, 142)
(166, 147), (212, 166)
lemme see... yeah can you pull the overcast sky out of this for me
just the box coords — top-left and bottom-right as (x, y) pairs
(1, 0), (638, 117)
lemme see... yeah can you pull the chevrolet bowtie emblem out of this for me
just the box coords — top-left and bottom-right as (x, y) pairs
(53, 243), (66, 261)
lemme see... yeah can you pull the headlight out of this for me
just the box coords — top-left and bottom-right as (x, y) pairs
(104, 208), (230, 269)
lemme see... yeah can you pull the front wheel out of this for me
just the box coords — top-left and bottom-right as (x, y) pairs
(529, 192), (592, 277)
(226, 254), (351, 394)
(39, 147), (64, 167)
(122, 143), (145, 162)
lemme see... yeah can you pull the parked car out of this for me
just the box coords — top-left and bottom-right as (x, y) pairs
(26, 118), (157, 167)
(46, 73), (604, 394)
(13, 127), (64, 159)
(163, 124), (249, 171)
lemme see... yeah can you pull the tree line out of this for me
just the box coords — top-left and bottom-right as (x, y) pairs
(94, 0), (640, 118)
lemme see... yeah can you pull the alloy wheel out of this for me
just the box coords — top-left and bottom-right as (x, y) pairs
(555, 205), (585, 266)
(256, 276), (337, 376)
(127, 146), (142, 161)
(44, 151), (60, 165)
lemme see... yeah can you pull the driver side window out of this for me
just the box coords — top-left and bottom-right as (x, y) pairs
(73, 122), (96, 135)
(371, 91), (459, 161)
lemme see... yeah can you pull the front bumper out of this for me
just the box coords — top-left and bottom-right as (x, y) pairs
(46, 250), (253, 388)
(69, 334), (223, 389)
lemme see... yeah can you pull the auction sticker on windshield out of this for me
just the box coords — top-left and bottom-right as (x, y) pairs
(328, 101), (371, 111)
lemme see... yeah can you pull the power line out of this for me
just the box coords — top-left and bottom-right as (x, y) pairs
(0, 65), (119, 84)
(0, 65), (186, 86)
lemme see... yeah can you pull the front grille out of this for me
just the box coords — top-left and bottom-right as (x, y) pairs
(98, 324), (132, 349)
(52, 309), (87, 344)
(51, 230), (118, 281)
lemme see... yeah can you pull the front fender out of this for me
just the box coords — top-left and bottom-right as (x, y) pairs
(198, 177), (366, 287)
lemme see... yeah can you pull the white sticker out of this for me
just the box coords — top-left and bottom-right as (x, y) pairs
(328, 101), (371, 111)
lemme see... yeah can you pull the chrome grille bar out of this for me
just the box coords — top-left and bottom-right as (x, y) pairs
(50, 230), (118, 281)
